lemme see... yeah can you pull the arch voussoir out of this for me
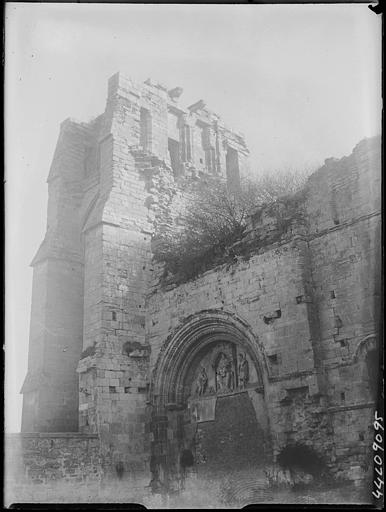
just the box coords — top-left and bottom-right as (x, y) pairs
(151, 309), (268, 406)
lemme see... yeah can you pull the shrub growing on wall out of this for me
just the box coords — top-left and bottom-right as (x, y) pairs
(153, 168), (312, 283)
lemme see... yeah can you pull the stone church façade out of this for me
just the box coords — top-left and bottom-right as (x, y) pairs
(15, 72), (381, 497)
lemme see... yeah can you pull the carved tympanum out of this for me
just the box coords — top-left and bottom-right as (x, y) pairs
(188, 341), (258, 400)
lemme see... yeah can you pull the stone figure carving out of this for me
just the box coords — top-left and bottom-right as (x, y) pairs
(195, 366), (208, 396)
(226, 360), (235, 391)
(238, 352), (250, 389)
(215, 354), (227, 391)
(215, 353), (235, 393)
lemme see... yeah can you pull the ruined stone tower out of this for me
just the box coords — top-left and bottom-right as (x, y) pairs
(21, 72), (250, 470)
(18, 72), (381, 500)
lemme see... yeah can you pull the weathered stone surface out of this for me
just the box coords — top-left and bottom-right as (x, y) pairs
(17, 72), (381, 504)
(4, 433), (103, 506)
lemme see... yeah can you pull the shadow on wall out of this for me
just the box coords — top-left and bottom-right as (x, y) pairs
(277, 444), (327, 478)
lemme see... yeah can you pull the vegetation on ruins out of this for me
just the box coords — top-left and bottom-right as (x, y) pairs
(153, 168), (312, 285)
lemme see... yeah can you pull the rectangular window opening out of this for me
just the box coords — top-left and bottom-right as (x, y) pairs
(168, 138), (181, 177)
(205, 148), (216, 173)
(226, 147), (240, 192)
(140, 108), (151, 151)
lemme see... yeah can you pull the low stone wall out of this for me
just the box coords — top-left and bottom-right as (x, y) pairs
(4, 433), (103, 505)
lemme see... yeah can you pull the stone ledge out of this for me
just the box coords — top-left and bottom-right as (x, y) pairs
(268, 369), (315, 382)
(327, 402), (375, 413)
(307, 210), (380, 242)
(5, 432), (99, 439)
(185, 386), (264, 405)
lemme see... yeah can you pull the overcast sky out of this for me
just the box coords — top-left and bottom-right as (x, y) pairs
(5, 3), (381, 432)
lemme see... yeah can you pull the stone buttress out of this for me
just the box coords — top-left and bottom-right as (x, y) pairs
(22, 72), (251, 479)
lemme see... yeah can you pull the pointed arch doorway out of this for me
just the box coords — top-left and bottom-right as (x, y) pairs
(149, 311), (272, 496)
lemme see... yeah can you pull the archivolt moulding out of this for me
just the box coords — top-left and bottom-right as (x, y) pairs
(151, 309), (269, 406)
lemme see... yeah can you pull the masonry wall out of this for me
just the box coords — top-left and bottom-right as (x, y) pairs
(21, 262), (48, 431)
(21, 69), (380, 492)
(146, 237), (326, 464)
(146, 135), (381, 482)
(21, 119), (87, 432)
(305, 137), (381, 365)
(72, 73), (253, 478)
(78, 80), (154, 475)
(22, 69), (251, 436)
(304, 136), (381, 479)
(4, 433), (102, 506)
